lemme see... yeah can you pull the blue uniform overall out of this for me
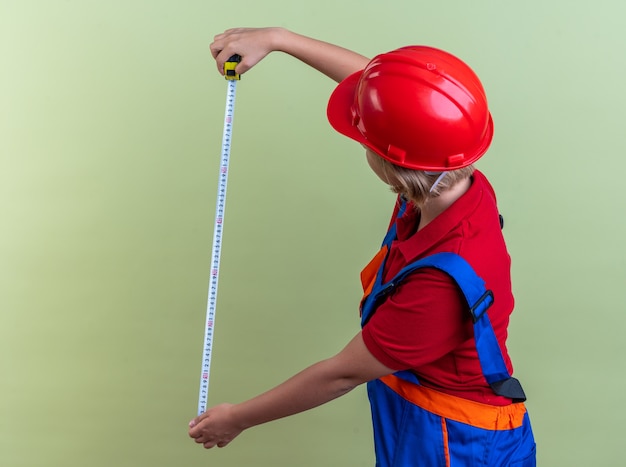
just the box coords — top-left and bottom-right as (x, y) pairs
(360, 201), (536, 466)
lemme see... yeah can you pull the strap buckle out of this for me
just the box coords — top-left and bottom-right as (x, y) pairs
(469, 289), (494, 323)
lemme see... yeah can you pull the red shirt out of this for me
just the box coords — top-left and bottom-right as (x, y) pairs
(361, 171), (515, 405)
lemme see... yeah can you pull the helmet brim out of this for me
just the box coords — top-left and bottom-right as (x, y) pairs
(326, 71), (368, 147)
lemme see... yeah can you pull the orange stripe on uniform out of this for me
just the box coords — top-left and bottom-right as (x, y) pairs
(441, 417), (450, 467)
(380, 374), (527, 431)
(360, 246), (388, 298)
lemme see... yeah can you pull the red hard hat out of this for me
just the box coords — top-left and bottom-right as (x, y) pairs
(327, 46), (494, 171)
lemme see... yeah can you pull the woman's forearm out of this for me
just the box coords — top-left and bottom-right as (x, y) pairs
(272, 28), (370, 82)
(188, 333), (395, 448)
(210, 27), (370, 83)
(232, 358), (357, 430)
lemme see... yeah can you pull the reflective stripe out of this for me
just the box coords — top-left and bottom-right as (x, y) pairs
(360, 245), (388, 299)
(441, 417), (450, 467)
(380, 374), (527, 431)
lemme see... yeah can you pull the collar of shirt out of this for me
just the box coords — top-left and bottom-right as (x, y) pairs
(393, 170), (492, 262)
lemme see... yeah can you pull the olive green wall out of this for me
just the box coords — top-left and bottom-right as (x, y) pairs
(2, 1), (625, 465)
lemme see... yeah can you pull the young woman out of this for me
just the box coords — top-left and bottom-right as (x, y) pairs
(189, 27), (536, 466)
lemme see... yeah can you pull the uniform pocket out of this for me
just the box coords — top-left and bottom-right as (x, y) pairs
(510, 442), (536, 467)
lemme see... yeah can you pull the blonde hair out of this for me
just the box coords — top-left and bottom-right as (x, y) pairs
(379, 158), (475, 208)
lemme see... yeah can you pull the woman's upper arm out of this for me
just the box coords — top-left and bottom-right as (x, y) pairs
(328, 332), (398, 387)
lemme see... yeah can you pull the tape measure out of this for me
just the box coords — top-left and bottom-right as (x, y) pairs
(197, 54), (241, 416)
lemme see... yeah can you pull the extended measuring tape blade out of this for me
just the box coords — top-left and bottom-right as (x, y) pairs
(197, 55), (241, 416)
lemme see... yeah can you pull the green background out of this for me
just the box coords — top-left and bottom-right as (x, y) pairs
(2, 1), (625, 465)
